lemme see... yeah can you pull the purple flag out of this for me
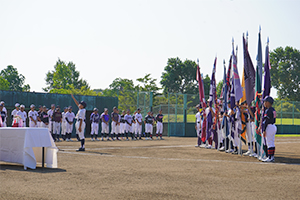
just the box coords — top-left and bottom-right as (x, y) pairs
(243, 35), (256, 105)
(263, 39), (271, 98)
(232, 47), (243, 102)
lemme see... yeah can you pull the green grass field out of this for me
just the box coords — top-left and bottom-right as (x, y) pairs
(166, 114), (300, 125)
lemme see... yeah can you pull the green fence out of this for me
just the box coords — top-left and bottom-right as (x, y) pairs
(0, 90), (118, 135)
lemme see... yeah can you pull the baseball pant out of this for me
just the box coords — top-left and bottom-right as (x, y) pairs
(76, 121), (86, 140)
(111, 121), (120, 134)
(40, 122), (48, 128)
(145, 124), (153, 135)
(156, 122), (163, 134)
(53, 122), (61, 135)
(101, 122), (109, 134)
(266, 124), (277, 148)
(91, 122), (99, 135)
(61, 121), (67, 135)
(135, 123), (142, 137)
(66, 123), (74, 133)
(246, 122), (253, 143)
(196, 122), (201, 137)
(48, 121), (54, 134)
(120, 123), (125, 134)
(125, 123), (132, 133)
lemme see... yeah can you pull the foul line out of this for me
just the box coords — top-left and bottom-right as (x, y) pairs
(59, 150), (300, 166)
(59, 145), (194, 151)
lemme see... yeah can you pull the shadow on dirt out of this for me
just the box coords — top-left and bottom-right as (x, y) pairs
(0, 163), (67, 173)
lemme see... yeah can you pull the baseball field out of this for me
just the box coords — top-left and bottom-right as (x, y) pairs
(1, 137), (300, 200)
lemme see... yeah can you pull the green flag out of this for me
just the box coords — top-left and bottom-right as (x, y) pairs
(254, 64), (262, 145)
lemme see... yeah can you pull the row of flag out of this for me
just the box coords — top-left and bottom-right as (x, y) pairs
(196, 28), (271, 151)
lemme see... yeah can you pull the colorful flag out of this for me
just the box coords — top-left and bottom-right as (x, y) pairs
(243, 35), (256, 105)
(222, 59), (229, 137)
(256, 28), (263, 85)
(239, 69), (247, 144)
(232, 46), (243, 102)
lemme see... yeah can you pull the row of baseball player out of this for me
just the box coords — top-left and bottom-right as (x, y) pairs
(0, 101), (165, 142)
(194, 96), (277, 163)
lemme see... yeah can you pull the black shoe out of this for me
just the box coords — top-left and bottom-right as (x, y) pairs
(139, 137), (143, 140)
(76, 148), (85, 152)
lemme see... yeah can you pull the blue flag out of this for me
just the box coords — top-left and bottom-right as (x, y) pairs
(256, 28), (263, 85)
(232, 46), (243, 102)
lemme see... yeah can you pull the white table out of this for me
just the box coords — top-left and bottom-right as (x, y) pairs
(0, 128), (58, 169)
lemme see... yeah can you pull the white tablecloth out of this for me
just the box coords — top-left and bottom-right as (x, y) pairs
(0, 128), (58, 169)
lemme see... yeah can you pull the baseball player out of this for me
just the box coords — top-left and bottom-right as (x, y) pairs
(90, 108), (100, 141)
(65, 106), (75, 142)
(204, 101), (215, 149)
(262, 96), (277, 162)
(47, 104), (56, 140)
(144, 111), (154, 140)
(16, 105), (27, 127)
(224, 101), (234, 153)
(0, 103), (6, 127)
(135, 108), (143, 140)
(53, 106), (62, 142)
(111, 107), (119, 141)
(61, 107), (68, 141)
(132, 111), (137, 140)
(37, 105), (43, 127)
(71, 94), (87, 151)
(100, 108), (110, 141)
(124, 109), (132, 140)
(155, 109), (164, 140)
(195, 105), (202, 147)
(28, 104), (38, 127)
(39, 106), (49, 128)
(120, 110), (126, 139)
(0, 101), (7, 127)
(11, 103), (20, 124)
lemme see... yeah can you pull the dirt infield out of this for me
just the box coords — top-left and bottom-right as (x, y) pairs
(1, 137), (300, 200)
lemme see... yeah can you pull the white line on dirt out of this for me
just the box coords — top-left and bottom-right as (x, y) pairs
(59, 150), (300, 166)
(59, 145), (194, 151)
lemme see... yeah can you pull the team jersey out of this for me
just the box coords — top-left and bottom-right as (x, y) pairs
(28, 110), (38, 122)
(262, 107), (276, 132)
(47, 109), (55, 121)
(124, 114), (132, 124)
(1, 110), (6, 122)
(135, 113), (142, 123)
(11, 109), (19, 118)
(62, 112), (67, 123)
(145, 115), (155, 124)
(39, 112), (49, 124)
(156, 114), (163, 123)
(16, 110), (27, 123)
(65, 111), (75, 123)
(111, 112), (119, 122)
(90, 113), (100, 123)
(53, 111), (62, 122)
(76, 108), (86, 121)
(120, 115), (126, 123)
(100, 113), (109, 123)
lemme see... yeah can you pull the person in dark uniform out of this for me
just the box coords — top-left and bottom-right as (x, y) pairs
(39, 106), (49, 128)
(155, 109), (164, 140)
(262, 96), (277, 162)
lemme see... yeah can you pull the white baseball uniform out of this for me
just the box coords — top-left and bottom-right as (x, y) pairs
(28, 110), (38, 127)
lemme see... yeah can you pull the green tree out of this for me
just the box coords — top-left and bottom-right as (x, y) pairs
(216, 80), (223, 98)
(0, 65), (30, 91)
(160, 58), (199, 94)
(270, 46), (300, 101)
(0, 77), (10, 90)
(44, 58), (90, 92)
(136, 73), (159, 92)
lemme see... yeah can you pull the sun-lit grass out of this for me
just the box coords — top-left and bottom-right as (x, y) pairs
(275, 134), (300, 137)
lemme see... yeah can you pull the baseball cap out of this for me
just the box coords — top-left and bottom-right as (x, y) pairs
(68, 106), (73, 109)
(93, 108), (98, 111)
(20, 104), (25, 108)
(15, 103), (20, 107)
(137, 108), (141, 111)
(263, 96), (274, 104)
(38, 105), (42, 108)
(30, 104), (35, 108)
(196, 104), (200, 108)
(51, 104), (55, 107)
(104, 108), (108, 111)
(0, 101), (4, 104)
(79, 101), (86, 108)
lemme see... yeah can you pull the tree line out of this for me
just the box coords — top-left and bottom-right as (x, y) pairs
(1, 46), (299, 102)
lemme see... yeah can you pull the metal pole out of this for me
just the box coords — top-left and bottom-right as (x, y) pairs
(292, 101), (295, 125)
(183, 94), (187, 136)
(175, 94), (178, 123)
(167, 93), (170, 137)
(137, 90), (139, 109)
(149, 92), (153, 111)
(42, 147), (45, 168)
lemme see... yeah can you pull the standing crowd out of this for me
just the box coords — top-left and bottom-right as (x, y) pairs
(0, 96), (165, 151)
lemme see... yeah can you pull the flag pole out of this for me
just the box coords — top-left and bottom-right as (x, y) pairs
(235, 43), (242, 156)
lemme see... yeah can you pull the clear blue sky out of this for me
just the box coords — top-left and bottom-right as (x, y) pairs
(1, 0), (299, 97)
